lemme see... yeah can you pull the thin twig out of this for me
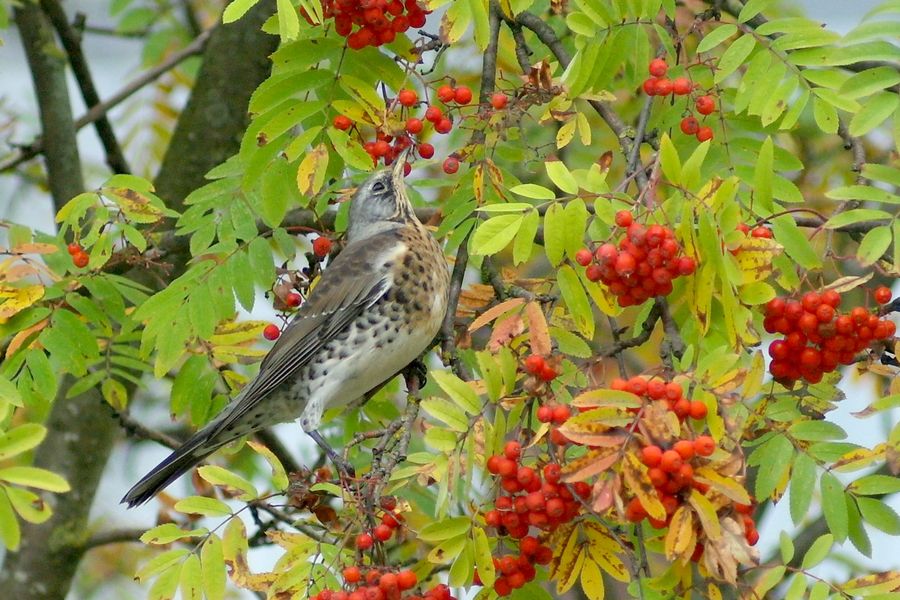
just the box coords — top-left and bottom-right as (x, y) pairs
(116, 411), (182, 450)
(40, 0), (130, 174)
(0, 27), (212, 173)
(81, 528), (147, 550)
(655, 297), (685, 372)
(598, 303), (661, 358)
(441, 237), (471, 379)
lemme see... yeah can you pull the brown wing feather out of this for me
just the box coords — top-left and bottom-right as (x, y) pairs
(207, 230), (403, 432)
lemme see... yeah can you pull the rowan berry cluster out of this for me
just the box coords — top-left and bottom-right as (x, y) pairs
(312, 566), (453, 600)
(610, 375), (707, 421)
(355, 496), (406, 549)
(764, 289), (897, 385)
(66, 242), (89, 269)
(488, 536), (552, 596)
(536, 403), (572, 446)
(320, 0), (430, 50)
(576, 211), (697, 307)
(640, 58), (717, 142)
(484, 441), (590, 542)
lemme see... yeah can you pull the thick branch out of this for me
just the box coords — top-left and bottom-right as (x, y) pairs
(40, 0), (130, 174)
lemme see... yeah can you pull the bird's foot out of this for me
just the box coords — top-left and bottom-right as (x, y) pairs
(403, 358), (428, 390)
(307, 429), (356, 479)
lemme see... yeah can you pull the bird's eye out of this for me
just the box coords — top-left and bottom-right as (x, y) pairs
(372, 181), (386, 193)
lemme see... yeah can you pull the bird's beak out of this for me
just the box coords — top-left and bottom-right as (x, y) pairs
(392, 147), (411, 181)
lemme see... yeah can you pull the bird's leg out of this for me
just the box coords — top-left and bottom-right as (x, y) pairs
(402, 358), (428, 390)
(307, 429), (356, 478)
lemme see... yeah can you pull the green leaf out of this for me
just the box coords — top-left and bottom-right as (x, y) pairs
(849, 474), (900, 495)
(557, 265), (594, 339)
(800, 533), (833, 569)
(0, 466), (70, 492)
(545, 160), (578, 194)
(697, 24), (737, 52)
(421, 398), (469, 432)
(222, 0), (259, 23)
(201, 535), (226, 600)
(715, 34), (757, 83)
(471, 214), (523, 256)
(0, 423), (46, 460)
(753, 136), (774, 212)
(856, 497), (900, 534)
(135, 548), (190, 581)
(179, 553), (202, 600)
(659, 134), (681, 184)
(549, 326), (593, 358)
(779, 530), (794, 564)
(827, 184), (900, 204)
(790, 452), (817, 523)
(820, 471), (849, 541)
(750, 435), (793, 500)
(140, 523), (208, 545)
(543, 204), (566, 266)
(563, 199), (589, 260)
(856, 225), (892, 266)
(513, 210), (539, 265)
(825, 209), (892, 229)
(813, 96), (839, 133)
(0, 488), (20, 550)
(840, 67), (900, 99)
(174, 496), (233, 518)
(431, 370), (481, 414)
(472, 526), (495, 586)
(509, 184), (555, 200)
(738, 0), (776, 22)
(863, 163), (900, 187)
(327, 127), (374, 172)
(418, 516), (471, 542)
(197, 465), (257, 500)
(771, 215), (821, 270)
(739, 281), (775, 305)
(788, 420), (847, 441)
(849, 92), (899, 136)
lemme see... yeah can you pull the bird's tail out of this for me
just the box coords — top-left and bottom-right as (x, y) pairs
(121, 428), (226, 508)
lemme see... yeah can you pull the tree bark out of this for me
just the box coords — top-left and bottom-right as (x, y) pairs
(0, 2), (276, 598)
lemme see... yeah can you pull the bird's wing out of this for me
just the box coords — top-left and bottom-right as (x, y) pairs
(209, 230), (403, 433)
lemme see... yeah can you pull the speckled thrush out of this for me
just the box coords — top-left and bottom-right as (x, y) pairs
(122, 151), (449, 507)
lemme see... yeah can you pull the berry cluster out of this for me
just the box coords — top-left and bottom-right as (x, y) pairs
(312, 567), (453, 600)
(488, 536), (552, 596)
(576, 211), (697, 307)
(640, 57), (717, 142)
(523, 354), (558, 383)
(484, 441), (590, 541)
(333, 84), (477, 173)
(536, 403), (573, 446)
(321, 0), (430, 50)
(66, 242), (89, 269)
(626, 435), (717, 527)
(764, 289), (897, 385)
(355, 496), (406, 549)
(609, 375), (707, 421)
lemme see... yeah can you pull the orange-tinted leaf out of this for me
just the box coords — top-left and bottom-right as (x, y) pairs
(468, 298), (525, 332)
(524, 301), (551, 356)
(488, 314), (524, 351)
(561, 447), (619, 483)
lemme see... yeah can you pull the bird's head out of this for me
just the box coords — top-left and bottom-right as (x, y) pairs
(346, 148), (416, 242)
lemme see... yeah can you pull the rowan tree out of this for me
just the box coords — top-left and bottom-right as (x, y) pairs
(1, 0), (899, 599)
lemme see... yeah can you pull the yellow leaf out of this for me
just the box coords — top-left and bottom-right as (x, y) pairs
(296, 144), (328, 195)
(560, 446), (619, 483)
(707, 582), (723, 600)
(473, 163), (484, 205)
(583, 522), (630, 583)
(688, 489), (722, 540)
(622, 452), (665, 521)
(734, 236), (783, 284)
(665, 505), (695, 561)
(694, 467), (751, 505)
(0, 285), (44, 323)
(556, 119), (577, 149)
(556, 544), (585, 595)
(580, 557), (605, 600)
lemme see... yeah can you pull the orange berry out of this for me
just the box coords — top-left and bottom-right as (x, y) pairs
(693, 435), (715, 457)
(313, 236), (333, 257)
(641, 445), (663, 467)
(333, 115), (352, 130)
(72, 251), (89, 268)
(491, 92), (508, 109)
(397, 89), (417, 106)
(343, 566), (362, 583)
(397, 570), (417, 590)
(673, 440), (695, 460)
(689, 400), (708, 420)
(356, 533), (373, 550)
(648, 58), (668, 77)
(660, 450), (683, 473)
(875, 286), (892, 304)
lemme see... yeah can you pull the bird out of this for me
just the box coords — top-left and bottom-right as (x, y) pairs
(122, 150), (450, 507)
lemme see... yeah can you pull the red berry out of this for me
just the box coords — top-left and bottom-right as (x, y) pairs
(417, 142), (434, 158)
(485, 509), (502, 527)
(875, 286), (892, 304)
(689, 400), (708, 420)
(676, 256), (696, 275)
(504, 440), (522, 461)
(654, 78), (673, 96)
(746, 529), (760, 545)
(696, 95), (716, 115)
(585, 264), (603, 282)
(536, 405), (553, 423)
(263, 324), (280, 340)
(543, 463), (561, 484)
(72, 251), (89, 268)
(313, 236), (333, 257)
(436, 85), (455, 103)
(372, 140), (390, 157)
(453, 86), (472, 104)
(343, 566), (362, 583)
(648, 58), (668, 77)
(538, 365), (557, 382)
(406, 118), (424, 134)
(491, 92), (508, 109)
(751, 226), (773, 239)
(373, 524), (393, 541)
(435, 117), (453, 134)
(356, 533), (374, 550)
(286, 292), (302, 308)
(333, 115), (352, 130)
(660, 450), (683, 473)
(424, 105), (442, 122)
(672, 77), (692, 95)
(397, 89), (418, 106)
(696, 126), (714, 142)
(615, 210), (634, 227)
(442, 157), (459, 174)
(524, 354), (545, 374)
(486, 455), (502, 474)
(673, 440), (695, 460)
(380, 496), (398, 511)
(66, 242), (81, 255)
(680, 116), (700, 135)
(694, 435), (715, 457)
(381, 512), (402, 528)
(641, 445), (663, 468)
(397, 570), (417, 590)
(575, 248), (593, 266)
(379, 572), (398, 591)
(551, 404), (571, 424)
(642, 78), (658, 95)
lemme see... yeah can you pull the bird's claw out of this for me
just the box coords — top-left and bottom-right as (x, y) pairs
(404, 359), (428, 389)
